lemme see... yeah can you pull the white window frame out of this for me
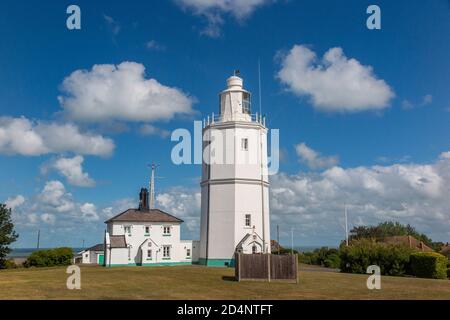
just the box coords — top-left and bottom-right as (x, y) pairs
(162, 245), (171, 259)
(163, 226), (171, 236)
(245, 214), (251, 227)
(145, 226), (150, 234)
(147, 249), (152, 260)
(186, 248), (191, 258)
(124, 225), (132, 235)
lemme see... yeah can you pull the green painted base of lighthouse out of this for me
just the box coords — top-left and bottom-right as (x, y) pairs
(197, 258), (235, 267)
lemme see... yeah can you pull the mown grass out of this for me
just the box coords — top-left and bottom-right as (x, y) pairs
(0, 264), (448, 300)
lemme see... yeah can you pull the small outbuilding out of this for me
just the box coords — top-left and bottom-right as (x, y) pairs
(74, 244), (105, 265)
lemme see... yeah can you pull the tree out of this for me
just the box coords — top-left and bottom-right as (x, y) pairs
(0, 204), (19, 269)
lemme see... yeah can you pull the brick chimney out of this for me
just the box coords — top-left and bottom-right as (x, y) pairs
(139, 188), (149, 211)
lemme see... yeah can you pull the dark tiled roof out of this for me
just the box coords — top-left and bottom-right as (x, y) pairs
(87, 243), (104, 252)
(441, 245), (450, 258)
(382, 236), (434, 252)
(105, 208), (183, 224)
(110, 235), (127, 248)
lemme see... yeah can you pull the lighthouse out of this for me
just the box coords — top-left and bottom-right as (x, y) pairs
(199, 73), (271, 267)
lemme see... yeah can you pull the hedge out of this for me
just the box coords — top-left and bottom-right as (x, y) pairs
(339, 239), (413, 276)
(24, 247), (73, 268)
(298, 247), (341, 269)
(410, 252), (447, 279)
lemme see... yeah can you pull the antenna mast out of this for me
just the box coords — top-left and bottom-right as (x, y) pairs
(149, 163), (156, 209)
(258, 59), (262, 116)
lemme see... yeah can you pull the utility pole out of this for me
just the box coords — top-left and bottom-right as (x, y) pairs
(291, 228), (294, 255)
(82, 239), (85, 249)
(36, 229), (40, 249)
(277, 225), (280, 254)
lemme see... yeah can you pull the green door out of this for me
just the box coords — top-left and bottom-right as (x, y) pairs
(98, 254), (104, 265)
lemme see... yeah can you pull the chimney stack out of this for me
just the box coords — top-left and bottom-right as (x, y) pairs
(139, 188), (149, 211)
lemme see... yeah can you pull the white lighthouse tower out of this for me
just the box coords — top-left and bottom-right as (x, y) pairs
(199, 72), (271, 267)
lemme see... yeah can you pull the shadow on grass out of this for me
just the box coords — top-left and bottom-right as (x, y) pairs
(222, 276), (237, 282)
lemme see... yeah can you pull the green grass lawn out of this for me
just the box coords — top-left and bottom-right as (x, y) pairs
(0, 264), (448, 300)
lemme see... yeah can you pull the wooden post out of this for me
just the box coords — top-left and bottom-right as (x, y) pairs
(237, 253), (241, 282)
(295, 253), (299, 284)
(267, 254), (271, 282)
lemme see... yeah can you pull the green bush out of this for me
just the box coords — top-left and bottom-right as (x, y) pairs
(410, 252), (447, 279)
(24, 247), (73, 268)
(447, 261), (450, 278)
(298, 253), (312, 264)
(339, 239), (413, 276)
(298, 247), (341, 268)
(0, 258), (17, 269)
(323, 253), (341, 269)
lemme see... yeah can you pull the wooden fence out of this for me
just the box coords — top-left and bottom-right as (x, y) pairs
(235, 253), (298, 283)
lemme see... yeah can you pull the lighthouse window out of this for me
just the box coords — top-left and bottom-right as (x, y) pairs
(245, 214), (251, 227)
(186, 249), (191, 258)
(242, 92), (251, 114)
(241, 138), (248, 151)
(252, 245), (257, 254)
(145, 226), (150, 234)
(147, 250), (152, 259)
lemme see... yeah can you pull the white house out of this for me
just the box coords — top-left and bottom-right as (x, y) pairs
(199, 73), (271, 267)
(103, 188), (200, 267)
(74, 244), (104, 265)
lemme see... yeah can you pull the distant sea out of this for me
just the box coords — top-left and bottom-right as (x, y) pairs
(7, 248), (83, 258)
(7, 246), (334, 258)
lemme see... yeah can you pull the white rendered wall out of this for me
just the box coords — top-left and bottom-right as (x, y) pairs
(200, 123), (271, 261)
(106, 221), (196, 265)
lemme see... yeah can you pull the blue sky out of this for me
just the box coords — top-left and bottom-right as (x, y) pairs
(0, 0), (449, 248)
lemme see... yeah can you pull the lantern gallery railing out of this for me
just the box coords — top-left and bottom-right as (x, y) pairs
(203, 113), (266, 128)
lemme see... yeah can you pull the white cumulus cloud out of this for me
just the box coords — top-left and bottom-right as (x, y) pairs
(295, 142), (339, 169)
(49, 155), (95, 187)
(0, 116), (114, 157)
(270, 151), (450, 244)
(37, 180), (76, 213)
(175, 0), (273, 37)
(80, 203), (99, 221)
(157, 188), (201, 235)
(138, 124), (170, 138)
(277, 45), (395, 112)
(58, 62), (194, 123)
(5, 195), (25, 210)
